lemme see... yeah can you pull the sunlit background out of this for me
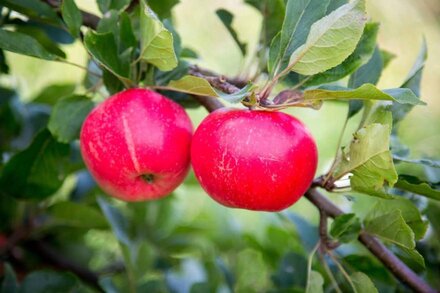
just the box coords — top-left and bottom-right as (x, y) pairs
(3, 0), (440, 278)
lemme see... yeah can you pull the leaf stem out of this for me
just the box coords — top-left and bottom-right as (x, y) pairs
(324, 115), (349, 184)
(59, 59), (102, 78)
(327, 251), (357, 292)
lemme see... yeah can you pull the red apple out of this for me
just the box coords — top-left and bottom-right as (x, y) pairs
(80, 89), (193, 201)
(191, 108), (317, 211)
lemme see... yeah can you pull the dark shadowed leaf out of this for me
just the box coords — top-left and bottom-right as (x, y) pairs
(1, 0), (62, 26)
(395, 175), (440, 201)
(216, 9), (247, 56)
(32, 84), (76, 105)
(49, 201), (108, 229)
(1, 263), (18, 293)
(84, 30), (130, 80)
(0, 129), (70, 200)
(149, 0), (180, 19)
(0, 30), (58, 60)
(272, 252), (307, 288)
(14, 26), (66, 59)
(48, 95), (94, 143)
(349, 46), (383, 88)
(245, 0), (285, 44)
(97, 197), (131, 246)
(61, 0), (83, 37)
(20, 271), (79, 293)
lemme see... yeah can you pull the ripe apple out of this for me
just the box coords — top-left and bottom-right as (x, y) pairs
(191, 108), (318, 211)
(80, 89), (193, 201)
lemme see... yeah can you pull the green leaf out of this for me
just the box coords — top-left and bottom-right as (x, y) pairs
(334, 123), (391, 178)
(245, 0), (285, 43)
(1, 263), (18, 293)
(0, 29), (58, 60)
(351, 272), (378, 293)
(351, 151), (397, 198)
(1, 0), (62, 26)
(289, 0), (366, 75)
(395, 175), (440, 201)
(167, 75), (218, 96)
(391, 39), (427, 125)
(48, 95), (94, 143)
(97, 0), (131, 13)
(367, 198), (428, 240)
(216, 9), (247, 56)
(0, 129), (70, 200)
(119, 12), (137, 53)
(326, 0), (348, 13)
(140, 1), (177, 71)
(61, 0), (83, 37)
(235, 249), (269, 292)
(364, 208), (415, 249)
(268, 32), (281, 75)
(149, 0), (180, 19)
(304, 22), (379, 86)
(97, 197), (131, 246)
(32, 84), (76, 105)
(330, 213), (361, 243)
(48, 201), (108, 229)
(349, 46), (383, 88)
(20, 271), (79, 293)
(84, 30), (130, 80)
(275, 0), (330, 74)
(15, 26), (66, 59)
(395, 246), (425, 269)
(305, 271), (324, 293)
(394, 156), (440, 168)
(303, 84), (425, 105)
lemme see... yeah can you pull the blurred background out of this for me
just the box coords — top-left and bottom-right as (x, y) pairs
(1, 0), (439, 289)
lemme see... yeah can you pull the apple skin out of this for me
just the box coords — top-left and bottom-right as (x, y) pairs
(80, 88), (193, 201)
(191, 108), (318, 211)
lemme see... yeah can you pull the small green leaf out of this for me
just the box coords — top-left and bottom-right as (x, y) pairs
(303, 84), (425, 105)
(275, 0), (330, 74)
(364, 208), (415, 249)
(216, 9), (247, 56)
(1, 263), (18, 293)
(84, 30), (130, 80)
(20, 271), (79, 293)
(15, 26), (66, 59)
(140, 1), (177, 71)
(48, 95), (94, 143)
(396, 246), (425, 269)
(351, 151), (397, 199)
(289, 0), (366, 75)
(119, 12), (137, 52)
(351, 272), (378, 293)
(330, 213), (361, 243)
(149, 0), (180, 19)
(167, 75), (218, 97)
(334, 123), (391, 178)
(268, 32), (281, 75)
(32, 84), (76, 105)
(395, 175), (440, 201)
(0, 29), (58, 60)
(304, 22), (379, 86)
(61, 0), (83, 37)
(366, 198), (428, 240)
(0, 129), (70, 200)
(305, 271), (324, 293)
(49, 201), (108, 229)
